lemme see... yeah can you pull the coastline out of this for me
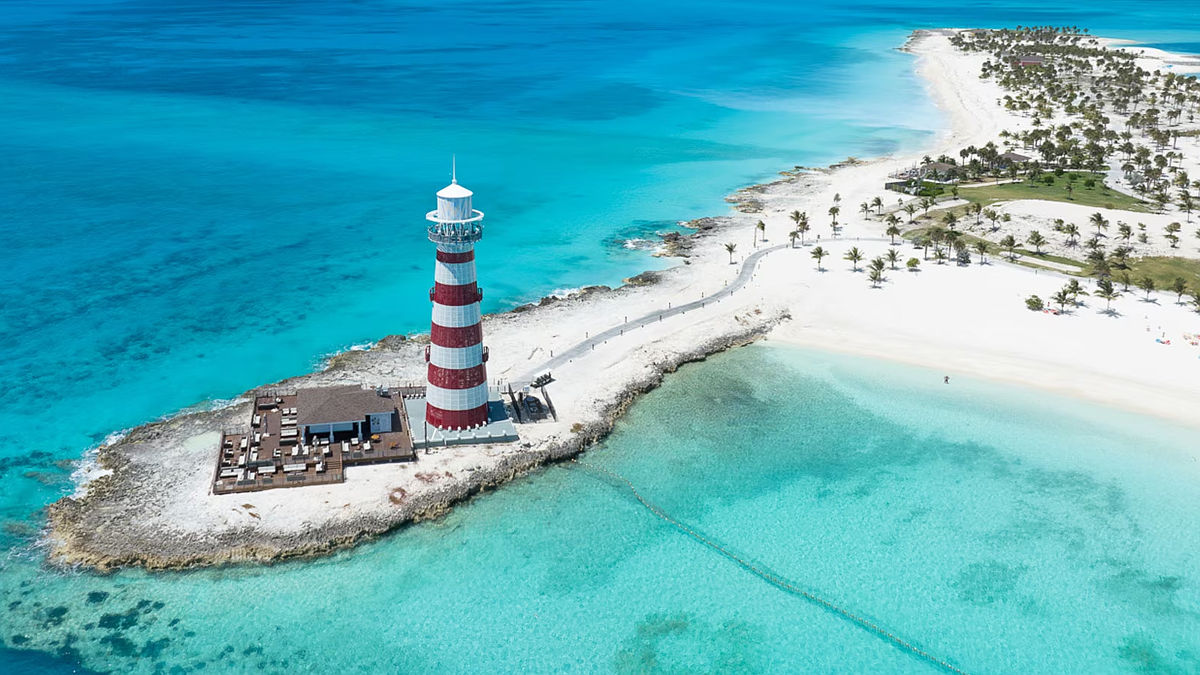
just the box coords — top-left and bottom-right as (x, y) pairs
(45, 29), (1200, 571)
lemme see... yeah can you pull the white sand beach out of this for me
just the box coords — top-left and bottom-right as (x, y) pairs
(47, 30), (1200, 569)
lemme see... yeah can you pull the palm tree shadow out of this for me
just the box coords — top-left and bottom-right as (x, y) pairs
(1100, 308), (1123, 317)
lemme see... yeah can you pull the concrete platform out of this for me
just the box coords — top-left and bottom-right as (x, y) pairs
(403, 388), (519, 449)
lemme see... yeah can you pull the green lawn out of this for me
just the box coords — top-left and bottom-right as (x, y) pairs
(902, 225), (1200, 294)
(1119, 256), (1200, 294)
(956, 173), (1151, 212)
(902, 226), (1087, 272)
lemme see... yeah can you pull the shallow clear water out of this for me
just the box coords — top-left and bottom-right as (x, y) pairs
(4, 345), (1200, 672)
(4, 1), (1200, 671)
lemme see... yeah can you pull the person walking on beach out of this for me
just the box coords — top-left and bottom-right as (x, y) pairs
(944, 375), (949, 384)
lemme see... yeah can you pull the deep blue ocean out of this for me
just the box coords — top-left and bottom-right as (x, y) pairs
(3, 1), (1200, 672)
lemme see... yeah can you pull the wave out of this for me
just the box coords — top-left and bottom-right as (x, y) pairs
(67, 431), (125, 499)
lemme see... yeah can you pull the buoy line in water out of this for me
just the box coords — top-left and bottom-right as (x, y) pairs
(571, 459), (969, 674)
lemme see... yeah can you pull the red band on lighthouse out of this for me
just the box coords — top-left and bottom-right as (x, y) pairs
(430, 324), (483, 348)
(425, 403), (490, 430)
(436, 250), (475, 264)
(427, 363), (487, 389)
(431, 282), (482, 306)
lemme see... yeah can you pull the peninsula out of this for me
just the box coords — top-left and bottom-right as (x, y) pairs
(48, 27), (1200, 570)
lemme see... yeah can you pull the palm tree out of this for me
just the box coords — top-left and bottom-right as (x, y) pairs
(844, 246), (864, 272)
(788, 230), (798, 249)
(810, 246), (827, 271)
(1095, 278), (1120, 312)
(903, 203), (917, 223)
(868, 267), (885, 288)
(933, 247), (949, 265)
(1063, 222), (1080, 246)
(973, 241), (989, 264)
(790, 210), (809, 244)
(884, 215), (901, 244)
(724, 242), (737, 264)
(984, 208), (999, 230)
(828, 205), (840, 225)
(1051, 288), (1072, 312)
(942, 211), (959, 231)
(1117, 222), (1133, 244)
(860, 201), (871, 218)
(1065, 278), (1088, 305)
(968, 202), (984, 228)
(756, 220), (766, 245)
(872, 196), (884, 214)
(1137, 275), (1156, 299)
(885, 248), (899, 270)
(1089, 211), (1109, 236)
(1000, 234), (1018, 259)
(796, 217), (811, 244)
(1026, 230), (1047, 254)
(1172, 277), (1188, 303)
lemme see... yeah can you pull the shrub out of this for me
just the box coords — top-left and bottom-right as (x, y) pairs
(1042, 175), (1055, 186)
(1026, 295), (1044, 311)
(1083, 178), (1096, 189)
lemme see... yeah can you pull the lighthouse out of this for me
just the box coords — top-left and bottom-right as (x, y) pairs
(424, 169), (490, 430)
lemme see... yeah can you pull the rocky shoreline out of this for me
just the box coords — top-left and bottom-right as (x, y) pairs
(42, 167), (806, 572)
(46, 308), (785, 571)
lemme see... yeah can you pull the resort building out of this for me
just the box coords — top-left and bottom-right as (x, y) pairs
(997, 151), (1031, 166)
(296, 385), (399, 441)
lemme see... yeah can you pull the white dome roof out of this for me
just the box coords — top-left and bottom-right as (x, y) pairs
(437, 181), (473, 199)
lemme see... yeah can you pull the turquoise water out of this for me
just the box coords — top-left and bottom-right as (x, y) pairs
(4, 345), (1200, 673)
(4, 1), (1200, 671)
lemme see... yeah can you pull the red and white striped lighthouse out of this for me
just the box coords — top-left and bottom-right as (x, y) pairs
(424, 170), (490, 430)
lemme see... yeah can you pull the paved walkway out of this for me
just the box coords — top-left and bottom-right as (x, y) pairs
(514, 237), (892, 386)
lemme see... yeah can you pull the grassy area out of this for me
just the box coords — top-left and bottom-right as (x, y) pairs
(1120, 256), (1200, 293)
(902, 225), (1200, 292)
(956, 172), (1151, 212)
(901, 227), (1086, 272)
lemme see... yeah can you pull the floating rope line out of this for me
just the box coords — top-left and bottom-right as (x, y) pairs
(571, 459), (969, 675)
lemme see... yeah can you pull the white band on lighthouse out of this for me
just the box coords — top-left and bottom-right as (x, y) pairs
(428, 343), (484, 369)
(434, 261), (476, 285)
(431, 302), (482, 328)
(426, 383), (490, 411)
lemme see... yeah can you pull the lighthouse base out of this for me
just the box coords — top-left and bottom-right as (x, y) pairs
(403, 388), (519, 450)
